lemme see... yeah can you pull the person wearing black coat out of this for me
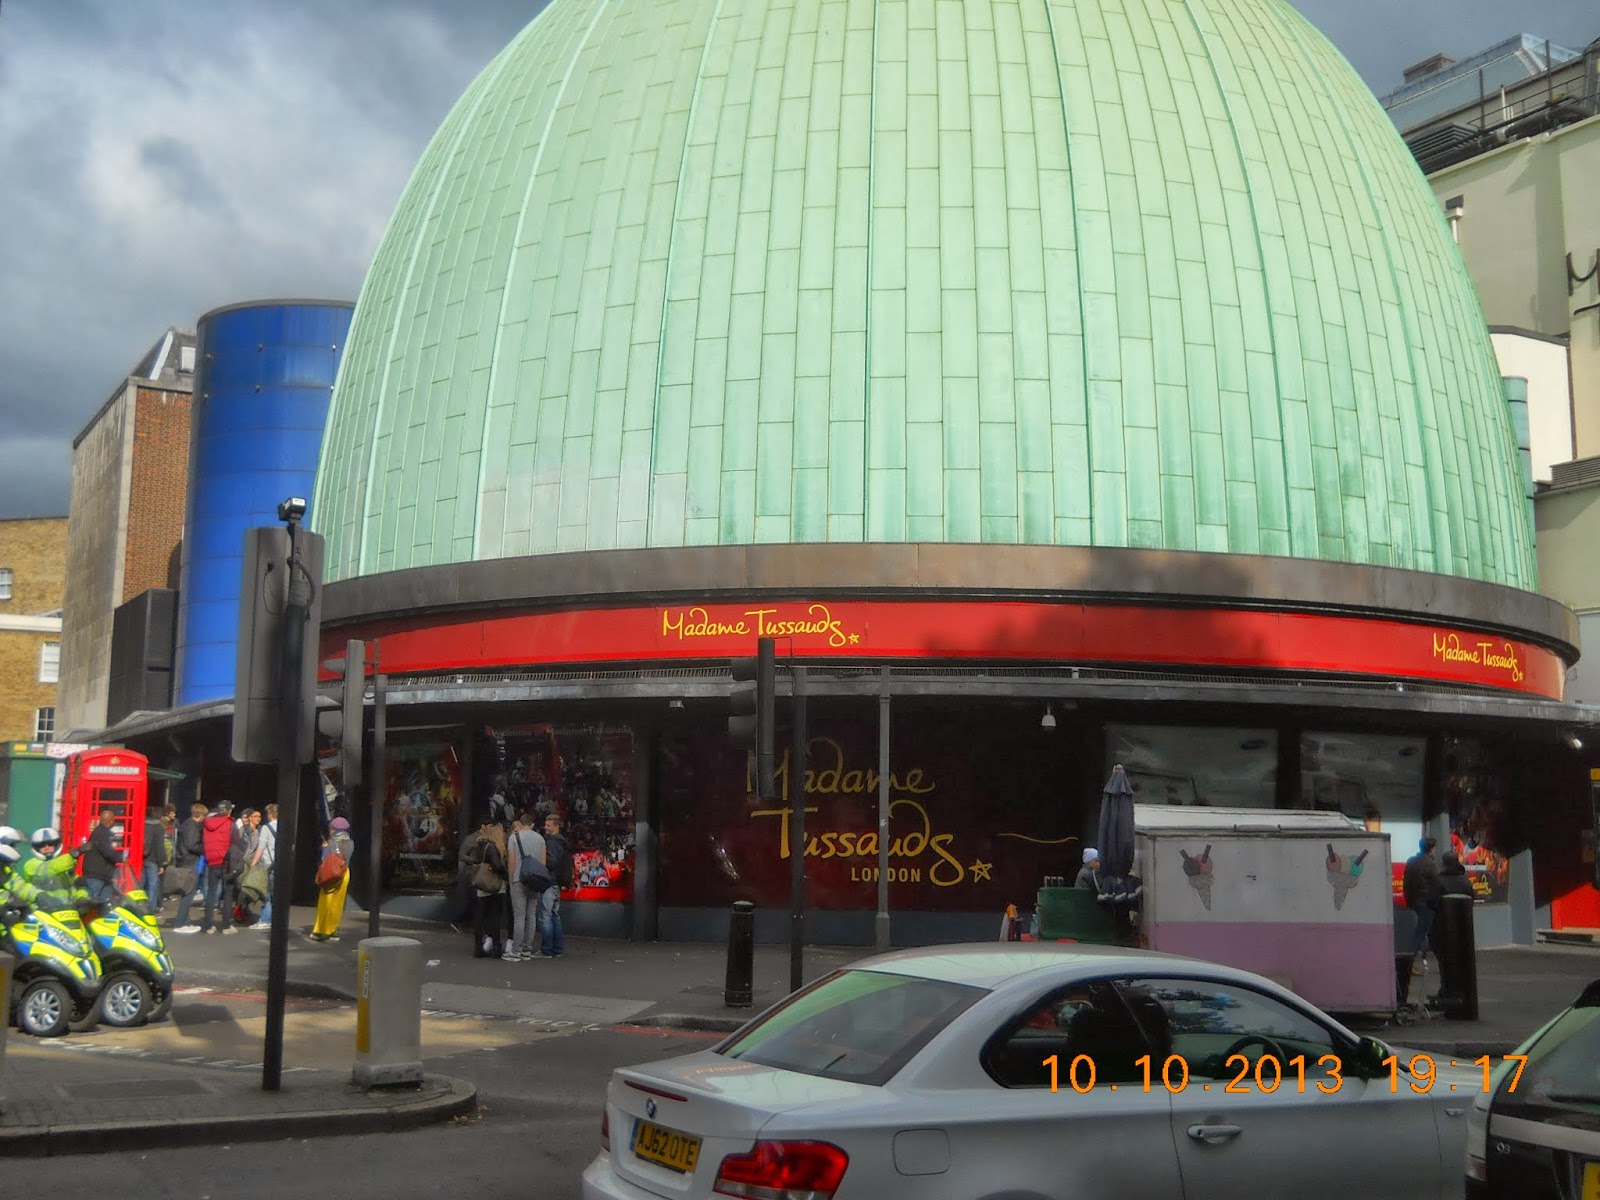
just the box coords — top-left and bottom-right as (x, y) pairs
(1402, 838), (1441, 953)
(1435, 852), (1475, 900)
(464, 817), (509, 958)
(1429, 851), (1476, 957)
(80, 809), (124, 901)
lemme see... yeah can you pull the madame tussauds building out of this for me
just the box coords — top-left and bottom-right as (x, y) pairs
(290, 0), (1600, 947)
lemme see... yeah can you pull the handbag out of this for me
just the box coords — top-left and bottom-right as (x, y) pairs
(471, 860), (503, 894)
(239, 862), (271, 902)
(162, 864), (197, 898)
(315, 850), (347, 889)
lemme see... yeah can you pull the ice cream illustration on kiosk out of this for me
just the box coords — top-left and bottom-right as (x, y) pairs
(1325, 843), (1369, 910)
(1180, 844), (1214, 910)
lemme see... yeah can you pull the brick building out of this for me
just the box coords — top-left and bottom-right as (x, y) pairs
(58, 329), (194, 735)
(0, 516), (68, 743)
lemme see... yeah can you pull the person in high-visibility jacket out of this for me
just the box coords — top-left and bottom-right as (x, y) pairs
(0, 842), (44, 911)
(22, 826), (87, 908)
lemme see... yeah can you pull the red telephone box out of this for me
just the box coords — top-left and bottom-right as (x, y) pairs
(60, 748), (149, 875)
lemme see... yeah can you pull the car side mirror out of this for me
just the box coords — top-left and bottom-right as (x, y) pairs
(1353, 1036), (1390, 1078)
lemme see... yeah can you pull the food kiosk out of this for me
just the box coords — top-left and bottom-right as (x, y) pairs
(1136, 804), (1395, 1013)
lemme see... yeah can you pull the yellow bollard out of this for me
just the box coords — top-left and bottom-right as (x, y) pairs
(352, 936), (423, 1089)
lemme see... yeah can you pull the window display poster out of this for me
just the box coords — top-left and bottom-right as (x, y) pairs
(658, 711), (1081, 912)
(1443, 737), (1511, 904)
(384, 741), (464, 888)
(1299, 732), (1424, 906)
(479, 725), (636, 902)
(1106, 725), (1277, 808)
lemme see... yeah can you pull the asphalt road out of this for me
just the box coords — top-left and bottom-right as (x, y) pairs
(39, 988), (712, 1200)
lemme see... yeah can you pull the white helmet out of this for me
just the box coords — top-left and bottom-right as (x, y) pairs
(30, 826), (61, 848)
(0, 843), (18, 866)
(0, 825), (22, 846)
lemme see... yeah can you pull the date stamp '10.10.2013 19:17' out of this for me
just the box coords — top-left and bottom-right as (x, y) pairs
(1041, 1053), (1527, 1096)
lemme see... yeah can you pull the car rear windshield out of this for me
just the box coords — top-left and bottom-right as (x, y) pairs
(1502, 1001), (1600, 1108)
(717, 969), (983, 1086)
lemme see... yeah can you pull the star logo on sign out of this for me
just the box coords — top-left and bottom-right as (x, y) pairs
(969, 860), (993, 881)
(848, 633), (861, 644)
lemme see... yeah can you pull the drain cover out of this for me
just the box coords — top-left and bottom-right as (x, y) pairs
(60, 1077), (208, 1099)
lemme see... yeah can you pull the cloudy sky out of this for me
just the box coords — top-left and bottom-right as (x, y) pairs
(0, 0), (1591, 519)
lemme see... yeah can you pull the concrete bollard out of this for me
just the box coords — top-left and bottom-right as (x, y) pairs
(0, 952), (11, 1114)
(353, 936), (424, 1089)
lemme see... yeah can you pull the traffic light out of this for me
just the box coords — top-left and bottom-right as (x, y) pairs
(318, 638), (366, 789)
(233, 524), (323, 765)
(730, 638), (776, 800)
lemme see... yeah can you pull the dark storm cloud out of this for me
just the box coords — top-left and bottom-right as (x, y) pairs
(0, 0), (534, 516)
(0, 0), (1589, 518)
(139, 136), (233, 217)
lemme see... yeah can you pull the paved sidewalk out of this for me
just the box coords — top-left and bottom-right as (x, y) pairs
(160, 902), (1600, 1048)
(163, 905), (864, 1032)
(1368, 943), (1600, 1057)
(0, 1041), (474, 1156)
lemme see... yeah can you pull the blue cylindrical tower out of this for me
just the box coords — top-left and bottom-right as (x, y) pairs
(174, 300), (353, 706)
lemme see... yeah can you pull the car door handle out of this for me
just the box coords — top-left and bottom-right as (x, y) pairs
(1187, 1123), (1244, 1144)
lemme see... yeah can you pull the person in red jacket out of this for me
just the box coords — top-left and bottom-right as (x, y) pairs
(199, 801), (237, 934)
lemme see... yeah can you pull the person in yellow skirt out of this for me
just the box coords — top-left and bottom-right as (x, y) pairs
(311, 816), (354, 942)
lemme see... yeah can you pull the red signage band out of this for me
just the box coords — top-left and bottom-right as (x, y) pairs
(324, 599), (1565, 700)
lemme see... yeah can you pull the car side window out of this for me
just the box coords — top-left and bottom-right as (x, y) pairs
(1113, 978), (1350, 1085)
(984, 980), (1153, 1087)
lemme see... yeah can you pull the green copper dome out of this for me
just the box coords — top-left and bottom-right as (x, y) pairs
(314, 0), (1535, 589)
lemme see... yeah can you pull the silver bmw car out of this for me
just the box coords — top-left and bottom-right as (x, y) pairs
(583, 944), (1478, 1200)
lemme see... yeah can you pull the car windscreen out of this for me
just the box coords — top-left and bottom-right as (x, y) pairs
(1498, 998), (1600, 1113)
(717, 969), (984, 1086)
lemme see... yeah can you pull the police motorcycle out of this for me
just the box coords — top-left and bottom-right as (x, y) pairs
(0, 843), (104, 1037)
(26, 826), (175, 1027)
(85, 884), (174, 1026)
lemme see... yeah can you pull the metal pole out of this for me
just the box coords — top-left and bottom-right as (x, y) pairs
(263, 520), (308, 1093)
(788, 666), (807, 994)
(875, 666), (891, 953)
(366, 649), (386, 943)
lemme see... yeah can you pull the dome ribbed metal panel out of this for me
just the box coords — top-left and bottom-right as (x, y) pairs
(313, 0), (1536, 590)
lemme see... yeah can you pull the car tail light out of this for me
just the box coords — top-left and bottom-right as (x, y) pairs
(601, 1108), (610, 1153)
(713, 1141), (849, 1200)
(1465, 1104), (1487, 1182)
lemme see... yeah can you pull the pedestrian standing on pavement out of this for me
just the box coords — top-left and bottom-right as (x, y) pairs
(141, 805), (171, 915)
(255, 804), (279, 928)
(453, 824), (477, 927)
(540, 813), (571, 959)
(199, 801), (237, 934)
(81, 809), (124, 903)
(1403, 837), (1441, 955)
(464, 815), (508, 958)
(227, 808), (259, 926)
(506, 813), (547, 962)
(170, 802), (208, 932)
(1428, 850), (1476, 969)
(310, 817), (355, 942)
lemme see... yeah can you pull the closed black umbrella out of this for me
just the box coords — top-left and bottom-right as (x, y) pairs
(1097, 764), (1136, 877)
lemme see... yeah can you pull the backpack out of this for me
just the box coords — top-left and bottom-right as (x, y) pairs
(545, 834), (574, 888)
(226, 825), (253, 879)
